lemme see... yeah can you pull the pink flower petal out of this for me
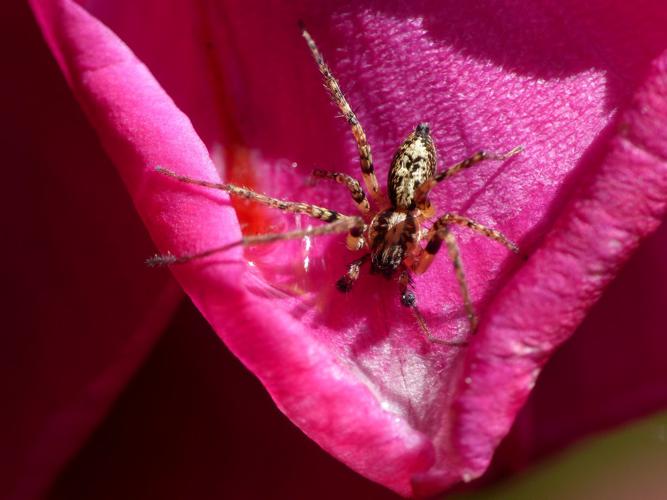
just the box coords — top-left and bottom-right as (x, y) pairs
(29, 1), (667, 496)
(434, 50), (667, 496)
(51, 301), (400, 500)
(1, 3), (182, 499)
(490, 219), (667, 477)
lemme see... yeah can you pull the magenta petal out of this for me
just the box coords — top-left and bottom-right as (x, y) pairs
(50, 301), (400, 500)
(30, 1), (667, 497)
(432, 53), (667, 496)
(1, 3), (182, 500)
(491, 219), (667, 477)
(30, 2), (433, 494)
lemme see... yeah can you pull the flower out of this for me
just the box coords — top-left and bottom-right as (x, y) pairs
(5, 0), (667, 497)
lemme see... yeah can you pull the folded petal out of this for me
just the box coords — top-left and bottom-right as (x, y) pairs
(1, 3), (182, 499)
(490, 219), (667, 477)
(436, 50), (667, 496)
(51, 301), (401, 500)
(29, 1), (667, 497)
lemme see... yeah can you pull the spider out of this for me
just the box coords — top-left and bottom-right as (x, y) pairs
(148, 23), (522, 345)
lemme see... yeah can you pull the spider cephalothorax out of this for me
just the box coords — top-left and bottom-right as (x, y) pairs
(148, 24), (522, 344)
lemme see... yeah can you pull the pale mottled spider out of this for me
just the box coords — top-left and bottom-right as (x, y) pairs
(148, 24), (522, 344)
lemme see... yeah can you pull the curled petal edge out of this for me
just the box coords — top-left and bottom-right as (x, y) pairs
(30, 0), (667, 496)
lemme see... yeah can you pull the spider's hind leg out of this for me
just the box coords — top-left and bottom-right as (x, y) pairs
(300, 24), (380, 198)
(434, 214), (519, 253)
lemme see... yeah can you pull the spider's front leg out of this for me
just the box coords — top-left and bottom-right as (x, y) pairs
(413, 224), (478, 332)
(147, 217), (365, 267)
(414, 212), (519, 332)
(398, 268), (468, 346)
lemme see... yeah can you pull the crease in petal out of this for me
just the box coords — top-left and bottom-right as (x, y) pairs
(425, 48), (667, 497)
(29, 0), (667, 497)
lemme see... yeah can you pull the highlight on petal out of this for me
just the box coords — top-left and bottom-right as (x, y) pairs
(434, 53), (667, 496)
(29, 0), (667, 496)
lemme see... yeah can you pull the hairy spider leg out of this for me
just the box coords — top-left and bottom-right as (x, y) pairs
(336, 254), (370, 292)
(436, 145), (523, 182)
(312, 169), (370, 214)
(414, 225), (477, 332)
(345, 222), (368, 252)
(431, 213), (519, 253)
(147, 217), (364, 267)
(398, 268), (468, 346)
(300, 24), (380, 198)
(156, 167), (343, 223)
(414, 146), (523, 211)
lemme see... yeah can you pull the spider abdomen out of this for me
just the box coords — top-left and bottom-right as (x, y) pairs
(388, 123), (437, 210)
(368, 209), (419, 277)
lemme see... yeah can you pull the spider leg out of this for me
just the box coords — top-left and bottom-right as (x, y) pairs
(156, 167), (343, 224)
(335, 254), (370, 292)
(300, 24), (380, 199)
(312, 169), (370, 214)
(155, 167), (367, 254)
(147, 216), (364, 267)
(433, 213), (519, 253)
(413, 225), (477, 333)
(436, 145), (523, 182)
(414, 146), (523, 210)
(398, 268), (468, 346)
